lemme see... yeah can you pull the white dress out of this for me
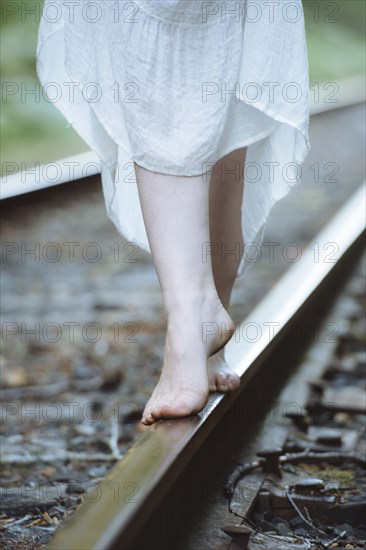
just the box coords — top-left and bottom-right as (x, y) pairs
(36, 0), (310, 277)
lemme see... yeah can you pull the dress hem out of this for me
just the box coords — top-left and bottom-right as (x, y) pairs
(36, 0), (311, 281)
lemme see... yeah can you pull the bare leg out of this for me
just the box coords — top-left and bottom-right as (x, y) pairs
(207, 147), (247, 392)
(135, 165), (235, 425)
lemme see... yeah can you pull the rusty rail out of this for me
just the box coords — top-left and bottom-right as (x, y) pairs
(45, 183), (365, 549)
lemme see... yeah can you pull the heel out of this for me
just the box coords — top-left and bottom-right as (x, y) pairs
(209, 307), (235, 357)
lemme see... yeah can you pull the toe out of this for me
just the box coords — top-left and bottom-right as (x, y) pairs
(208, 375), (217, 392)
(150, 407), (162, 420)
(216, 373), (229, 392)
(146, 414), (155, 424)
(227, 373), (240, 390)
(141, 408), (156, 425)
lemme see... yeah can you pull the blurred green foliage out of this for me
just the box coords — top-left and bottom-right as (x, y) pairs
(1, 0), (88, 174)
(1, 0), (365, 174)
(303, 0), (365, 81)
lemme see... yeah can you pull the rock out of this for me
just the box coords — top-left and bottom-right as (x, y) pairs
(1, 366), (29, 387)
(74, 365), (94, 379)
(0, 485), (68, 516)
(255, 516), (275, 532)
(294, 528), (310, 536)
(100, 370), (123, 392)
(41, 466), (57, 478)
(289, 516), (306, 528)
(276, 522), (291, 536)
(66, 482), (85, 495)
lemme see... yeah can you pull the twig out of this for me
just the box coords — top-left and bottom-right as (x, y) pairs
(0, 381), (70, 400)
(323, 530), (347, 549)
(1, 450), (119, 464)
(285, 487), (328, 537)
(108, 416), (123, 460)
(2, 515), (33, 529)
(0, 376), (105, 401)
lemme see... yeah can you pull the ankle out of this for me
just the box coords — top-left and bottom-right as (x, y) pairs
(163, 285), (219, 319)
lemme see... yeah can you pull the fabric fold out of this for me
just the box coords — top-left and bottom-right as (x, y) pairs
(36, 0), (310, 277)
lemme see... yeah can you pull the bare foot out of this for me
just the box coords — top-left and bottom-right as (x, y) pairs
(208, 348), (241, 392)
(141, 293), (234, 425)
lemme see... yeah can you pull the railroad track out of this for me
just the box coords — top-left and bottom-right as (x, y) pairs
(1, 75), (364, 199)
(1, 92), (365, 550)
(39, 182), (365, 550)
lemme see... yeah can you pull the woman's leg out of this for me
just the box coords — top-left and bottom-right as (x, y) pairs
(207, 147), (247, 392)
(134, 165), (235, 425)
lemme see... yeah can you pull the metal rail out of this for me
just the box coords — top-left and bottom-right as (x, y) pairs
(46, 183), (365, 550)
(1, 77), (365, 200)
